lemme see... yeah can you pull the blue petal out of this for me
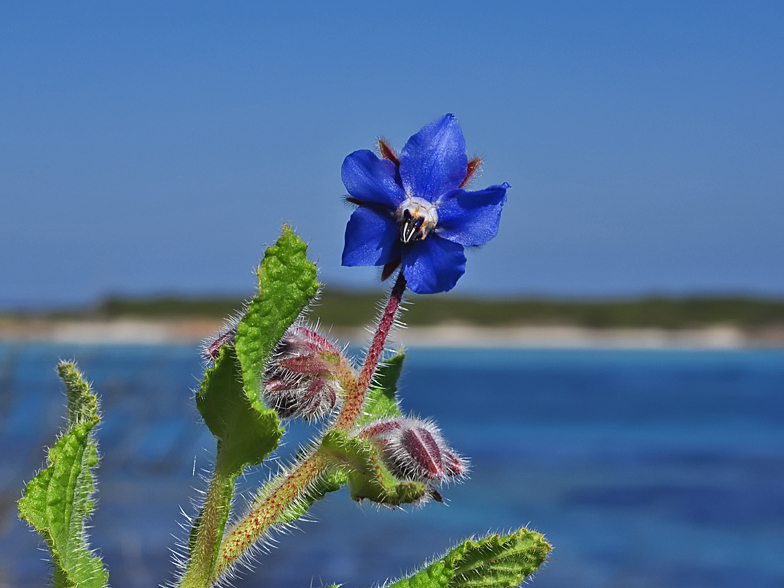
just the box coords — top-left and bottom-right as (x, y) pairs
(401, 236), (466, 294)
(399, 114), (468, 202)
(436, 183), (509, 247)
(342, 150), (405, 208)
(342, 206), (401, 267)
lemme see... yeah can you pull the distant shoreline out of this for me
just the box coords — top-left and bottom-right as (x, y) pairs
(2, 318), (783, 349)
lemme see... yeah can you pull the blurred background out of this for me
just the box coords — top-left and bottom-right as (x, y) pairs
(1, 2), (783, 587)
(2, 1), (783, 305)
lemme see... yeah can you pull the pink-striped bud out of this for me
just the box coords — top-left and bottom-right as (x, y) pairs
(201, 320), (239, 363)
(360, 417), (467, 484)
(263, 325), (346, 421)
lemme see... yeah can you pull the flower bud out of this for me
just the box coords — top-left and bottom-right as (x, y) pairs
(263, 325), (347, 421)
(201, 319), (239, 363)
(360, 417), (467, 484)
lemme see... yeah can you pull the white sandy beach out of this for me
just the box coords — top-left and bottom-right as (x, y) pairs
(2, 317), (783, 349)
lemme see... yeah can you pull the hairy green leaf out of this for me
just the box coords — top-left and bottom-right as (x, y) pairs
(18, 362), (108, 588)
(235, 225), (320, 412)
(185, 226), (316, 586)
(190, 345), (281, 584)
(389, 529), (551, 588)
(196, 345), (282, 476)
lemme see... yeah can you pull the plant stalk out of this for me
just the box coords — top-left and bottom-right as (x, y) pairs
(178, 464), (234, 588)
(334, 271), (406, 431)
(211, 450), (330, 582)
(206, 272), (407, 585)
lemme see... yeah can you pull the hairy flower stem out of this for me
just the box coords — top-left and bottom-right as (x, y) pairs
(205, 272), (407, 586)
(179, 465), (235, 588)
(334, 271), (407, 431)
(211, 450), (331, 583)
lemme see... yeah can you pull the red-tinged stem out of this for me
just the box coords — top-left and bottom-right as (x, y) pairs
(334, 271), (407, 431)
(211, 450), (330, 583)
(201, 272), (408, 586)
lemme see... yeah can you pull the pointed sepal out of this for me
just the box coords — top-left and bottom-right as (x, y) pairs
(320, 431), (427, 506)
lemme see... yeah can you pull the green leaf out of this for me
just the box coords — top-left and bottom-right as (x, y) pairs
(18, 362), (109, 588)
(190, 345), (281, 579)
(196, 345), (282, 476)
(389, 529), (551, 588)
(358, 350), (405, 426)
(320, 431), (427, 506)
(235, 225), (320, 412)
(185, 226), (317, 586)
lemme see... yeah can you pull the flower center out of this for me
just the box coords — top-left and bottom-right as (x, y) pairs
(395, 197), (438, 244)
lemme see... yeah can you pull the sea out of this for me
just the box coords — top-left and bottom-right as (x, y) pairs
(1, 343), (783, 588)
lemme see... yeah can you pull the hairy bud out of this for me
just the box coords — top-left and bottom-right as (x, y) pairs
(360, 417), (467, 484)
(201, 319), (240, 363)
(263, 325), (347, 421)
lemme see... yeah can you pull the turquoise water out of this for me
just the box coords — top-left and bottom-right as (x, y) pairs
(1, 344), (783, 587)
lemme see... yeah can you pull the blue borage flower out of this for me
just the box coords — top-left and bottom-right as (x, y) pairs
(341, 114), (509, 294)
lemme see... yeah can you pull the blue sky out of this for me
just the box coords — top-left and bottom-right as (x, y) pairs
(2, 1), (783, 307)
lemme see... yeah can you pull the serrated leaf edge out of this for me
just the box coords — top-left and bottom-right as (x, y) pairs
(18, 362), (108, 588)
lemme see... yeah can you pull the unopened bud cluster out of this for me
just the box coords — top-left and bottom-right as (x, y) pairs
(361, 417), (466, 486)
(264, 325), (349, 421)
